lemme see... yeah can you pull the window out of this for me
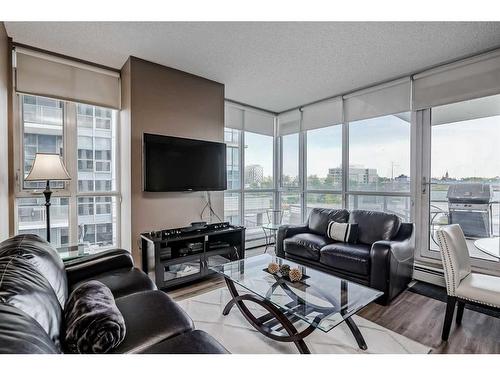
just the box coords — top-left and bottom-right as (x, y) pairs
(22, 95), (64, 190)
(17, 197), (70, 248)
(281, 133), (299, 188)
(428, 95), (500, 260)
(306, 193), (342, 216)
(16, 94), (120, 251)
(224, 105), (276, 247)
(225, 128), (241, 190)
(244, 192), (274, 242)
(306, 125), (342, 190)
(244, 131), (273, 189)
(348, 195), (411, 222)
(348, 113), (410, 192)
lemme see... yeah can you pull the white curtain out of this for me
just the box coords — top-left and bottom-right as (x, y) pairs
(244, 109), (275, 136)
(278, 109), (301, 136)
(15, 47), (121, 109)
(302, 97), (342, 130)
(224, 104), (244, 130)
(413, 49), (500, 110)
(344, 78), (411, 122)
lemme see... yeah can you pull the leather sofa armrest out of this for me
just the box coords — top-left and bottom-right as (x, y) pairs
(369, 223), (415, 304)
(64, 248), (134, 286)
(276, 224), (310, 258)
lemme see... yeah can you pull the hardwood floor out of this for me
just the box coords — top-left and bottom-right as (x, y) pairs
(166, 247), (500, 354)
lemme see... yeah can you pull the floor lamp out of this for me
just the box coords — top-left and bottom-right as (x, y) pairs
(25, 153), (71, 243)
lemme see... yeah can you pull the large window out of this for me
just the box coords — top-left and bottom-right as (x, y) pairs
(348, 113), (410, 192)
(244, 131), (273, 189)
(223, 105), (276, 246)
(428, 95), (500, 262)
(347, 113), (411, 220)
(16, 94), (119, 251)
(306, 125), (342, 191)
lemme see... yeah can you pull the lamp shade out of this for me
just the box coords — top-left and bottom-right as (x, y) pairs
(25, 153), (71, 181)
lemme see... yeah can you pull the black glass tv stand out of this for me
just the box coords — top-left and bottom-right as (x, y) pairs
(140, 223), (245, 289)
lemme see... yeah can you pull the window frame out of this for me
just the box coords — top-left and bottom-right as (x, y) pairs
(13, 94), (121, 250)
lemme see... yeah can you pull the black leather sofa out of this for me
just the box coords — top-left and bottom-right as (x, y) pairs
(277, 208), (415, 305)
(0, 234), (227, 354)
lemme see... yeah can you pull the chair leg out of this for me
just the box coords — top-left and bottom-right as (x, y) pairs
(456, 301), (465, 325)
(442, 296), (457, 341)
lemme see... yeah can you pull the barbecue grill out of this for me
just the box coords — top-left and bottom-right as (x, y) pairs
(447, 183), (493, 238)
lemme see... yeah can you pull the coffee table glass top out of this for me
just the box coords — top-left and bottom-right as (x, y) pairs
(211, 254), (383, 332)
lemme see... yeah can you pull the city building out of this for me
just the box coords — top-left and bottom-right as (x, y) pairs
(245, 164), (264, 186)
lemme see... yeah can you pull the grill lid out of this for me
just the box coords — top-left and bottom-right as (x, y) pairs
(447, 183), (493, 203)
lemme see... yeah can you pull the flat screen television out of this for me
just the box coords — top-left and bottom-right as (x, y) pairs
(143, 133), (227, 192)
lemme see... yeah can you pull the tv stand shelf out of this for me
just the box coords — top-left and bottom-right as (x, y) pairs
(140, 224), (245, 289)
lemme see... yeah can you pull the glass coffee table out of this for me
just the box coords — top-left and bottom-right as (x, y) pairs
(211, 254), (383, 354)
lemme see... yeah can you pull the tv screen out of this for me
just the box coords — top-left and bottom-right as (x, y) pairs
(143, 133), (227, 192)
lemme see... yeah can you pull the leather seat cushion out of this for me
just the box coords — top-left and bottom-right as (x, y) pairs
(284, 233), (333, 261)
(111, 290), (194, 353)
(308, 208), (350, 235)
(456, 273), (500, 308)
(320, 242), (371, 276)
(0, 303), (60, 354)
(0, 256), (63, 349)
(139, 330), (228, 354)
(349, 210), (401, 245)
(71, 267), (156, 299)
(0, 234), (68, 306)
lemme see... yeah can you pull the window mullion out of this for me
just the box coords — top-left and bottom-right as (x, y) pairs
(65, 102), (78, 245)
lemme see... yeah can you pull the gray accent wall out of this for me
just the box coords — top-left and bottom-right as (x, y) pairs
(121, 56), (225, 263)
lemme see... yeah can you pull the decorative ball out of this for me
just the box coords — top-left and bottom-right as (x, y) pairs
(288, 268), (303, 282)
(267, 262), (280, 274)
(279, 264), (291, 277)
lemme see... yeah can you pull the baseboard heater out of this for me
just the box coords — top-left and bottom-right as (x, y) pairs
(412, 263), (446, 287)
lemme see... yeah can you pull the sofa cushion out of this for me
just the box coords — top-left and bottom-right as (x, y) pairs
(139, 330), (228, 354)
(308, 208), (349, 235)
(0, 255), (63, 349)
(71, 267), (156, 299)
(0, 303), (60, 354)
(320, 242), (371, 276)
(111, 290), (194, 353)
(349, 210), (401, 245)
(0, 234), (68, 307)
(284, 233), (333, 261)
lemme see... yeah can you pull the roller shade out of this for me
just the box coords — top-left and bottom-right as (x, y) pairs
(15, 48), (121, 109)
(431, 93), (500, 126)
(302, 97), (342, 131)
(225, 104), (243, 130)
(413, 49), (500, 110)
(344, 78), (411, 122)
(244, 110), (275, 136)
(278, 109), (301, 136)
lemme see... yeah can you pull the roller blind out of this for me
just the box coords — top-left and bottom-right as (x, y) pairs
(278, 109), (301, 136)
(302, 97), (342, 131)
(15, 48), (121, 109)
(344, 78), (411, 122)
(225, 104), (244, 130)
(431, 93), (500, 126)
(244, 110), (275, 136)
(413, 49), (500, 110)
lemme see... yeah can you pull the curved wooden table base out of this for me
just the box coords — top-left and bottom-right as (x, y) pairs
(222, 277), (367, 353)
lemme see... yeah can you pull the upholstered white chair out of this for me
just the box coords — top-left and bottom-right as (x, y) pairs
(436, 224), (500, 341)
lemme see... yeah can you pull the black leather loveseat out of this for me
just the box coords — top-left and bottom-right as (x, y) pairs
(0, 234), (227, 354)
(277, 209), (415, 305)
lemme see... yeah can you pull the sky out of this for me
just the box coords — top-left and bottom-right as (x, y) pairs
(243, 113), (500, 180)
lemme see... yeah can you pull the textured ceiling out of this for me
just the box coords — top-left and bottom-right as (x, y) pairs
(5, 22), (500, 112)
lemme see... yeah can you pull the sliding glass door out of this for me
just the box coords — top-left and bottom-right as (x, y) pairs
(419, 94), (500, 272)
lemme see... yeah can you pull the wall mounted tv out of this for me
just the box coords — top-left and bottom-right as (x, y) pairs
(143, 133), (227, 192)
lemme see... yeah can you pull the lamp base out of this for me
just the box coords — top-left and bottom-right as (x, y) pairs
(43, 180), (52, 243)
